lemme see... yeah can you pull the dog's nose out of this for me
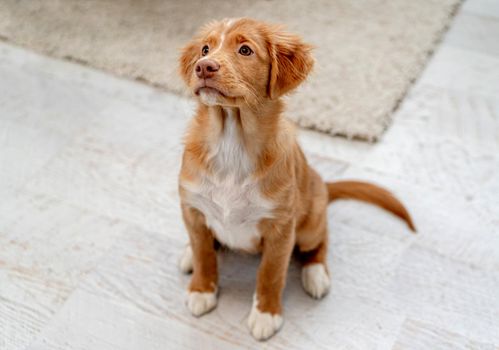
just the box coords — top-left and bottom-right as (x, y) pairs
(195, 59), (220, 79)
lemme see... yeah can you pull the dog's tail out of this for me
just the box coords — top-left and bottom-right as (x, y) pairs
(326, 180), (416, 232)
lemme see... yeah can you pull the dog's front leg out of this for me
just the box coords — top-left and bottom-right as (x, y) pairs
(181, 205), (218, 317)
(248, 219), (295, 340)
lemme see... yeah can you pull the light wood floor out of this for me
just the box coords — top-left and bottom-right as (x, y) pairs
(1, 1), (498, 349)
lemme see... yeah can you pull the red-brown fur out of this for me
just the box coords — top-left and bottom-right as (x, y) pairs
(178, 18), (415, 340)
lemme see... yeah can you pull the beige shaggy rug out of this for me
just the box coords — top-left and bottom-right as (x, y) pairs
(0, 0), (460, 140)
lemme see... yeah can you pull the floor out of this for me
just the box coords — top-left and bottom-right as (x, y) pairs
(0, 1), (498, 349)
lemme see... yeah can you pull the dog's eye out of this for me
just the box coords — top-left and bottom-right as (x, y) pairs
(201, 45), (209, 56)
(238, 45), (253, 56)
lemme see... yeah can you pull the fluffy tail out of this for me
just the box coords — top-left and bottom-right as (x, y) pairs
(327, 180), (416, 232)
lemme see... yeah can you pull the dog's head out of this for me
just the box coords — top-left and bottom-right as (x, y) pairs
(179, 18), (314, 107)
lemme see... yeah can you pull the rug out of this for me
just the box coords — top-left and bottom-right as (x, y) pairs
(0, 0), (461, 140)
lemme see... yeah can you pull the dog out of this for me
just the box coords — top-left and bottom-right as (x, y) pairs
(177, 18), (415, 340)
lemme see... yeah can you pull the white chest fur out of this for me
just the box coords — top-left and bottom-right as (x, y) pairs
(182, 110), (274, 253)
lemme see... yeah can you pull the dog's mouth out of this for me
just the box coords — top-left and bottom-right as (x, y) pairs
(194, 82), (235, 106)
(194, 82), (228, 97)
(195, 86), (226, 97)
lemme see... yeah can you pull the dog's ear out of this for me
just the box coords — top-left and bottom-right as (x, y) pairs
(267, 29), (314, 99)
(179, 41), (199, 84)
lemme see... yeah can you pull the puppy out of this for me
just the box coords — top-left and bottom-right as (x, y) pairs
(177, 18), (415, 340)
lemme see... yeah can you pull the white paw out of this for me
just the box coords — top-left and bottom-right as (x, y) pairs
(186, 291), (217, 317)
(178, 245), (193, 274)
(301, 263), (330, 299)
(247, 295), (283, 341)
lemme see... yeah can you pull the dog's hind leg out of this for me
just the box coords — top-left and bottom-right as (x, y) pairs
(296, 225), (331, 299)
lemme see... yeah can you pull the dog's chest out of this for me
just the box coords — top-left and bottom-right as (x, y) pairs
(182, 114), (274, 253)
(185, 177), (273, 252)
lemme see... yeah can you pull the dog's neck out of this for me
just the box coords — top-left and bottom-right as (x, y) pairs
(190, 99), (293, 176)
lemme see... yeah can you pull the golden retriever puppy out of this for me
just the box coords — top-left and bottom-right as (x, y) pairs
(177, 18), (415, 340)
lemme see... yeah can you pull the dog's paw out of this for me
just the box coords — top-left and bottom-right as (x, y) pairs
(301, 263), (330, 299)
(178, 245), (193, 274)
(247, 296), (283, 341)
(186, 291), (217, 317)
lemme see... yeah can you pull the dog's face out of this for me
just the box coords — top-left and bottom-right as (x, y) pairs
(179, 18), (314, 107)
